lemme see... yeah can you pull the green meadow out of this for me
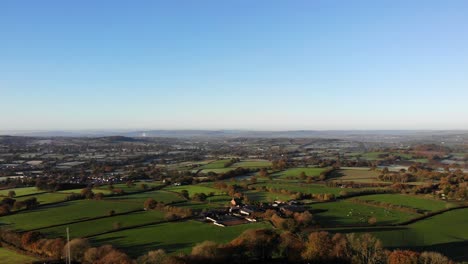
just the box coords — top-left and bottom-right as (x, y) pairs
(90, 220), (272, 257)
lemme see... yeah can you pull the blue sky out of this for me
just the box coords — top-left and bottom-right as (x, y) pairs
(1, 0), (467, 130)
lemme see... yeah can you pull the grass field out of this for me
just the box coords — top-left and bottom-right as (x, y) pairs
(272, 167), (328, 179)
(329, 168), (384, 183)
(245, 190), (291, 202)
(16, 192), (69, 205)
(0, 200), (140, 230)
(311, 200), (417, 227)
(354, 194), (448, 212)
(0, 187), (43, 197)
(165, 185), (224, 196)
(200, 160), (231, 169)
(232, 160), (271, 168)
(59, 188), (113, 195)
(107, 190), (186, 205)
(95, 181), (163, 193)
(39, 210), (165, 239)
(362, 209), (468, 261)
(251, 182), (346, 195)
(200, 168), (236, 174)
(90, 220), (272, 257)
(0, 247), (38, 264)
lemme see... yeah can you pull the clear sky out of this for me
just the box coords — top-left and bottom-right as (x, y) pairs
(1, 0), (467, 131)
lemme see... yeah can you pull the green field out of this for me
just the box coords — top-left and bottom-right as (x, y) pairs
(354, 194), (448, 212)
(200, 160), (231, 169)
(39, 210), (165, 239)
(16, 192), (69, 205)
(251, 182), (346, 195)
(329, 168), (384, 183)
(311, 200), (417, 227)
(0, 247), (38, 264)
(410, 158), (429, 163)
(165, 185), (224, 196)
(90, 220), (272, 257)
(200, 168), (236, 174)
(245, 190), (291, 202)
(362, 209), (468, 261)
(272, 167), (328, 179)
(0, 200), (140, 230)
(107, 190), (186, 205)
(95, 181), (163, 193)
(0, 187), (43, 197)
(59, 188), (113, 195)
(232, 160), (271, 168)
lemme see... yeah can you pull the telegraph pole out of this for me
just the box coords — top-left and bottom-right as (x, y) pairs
(66, 227), (71, 264)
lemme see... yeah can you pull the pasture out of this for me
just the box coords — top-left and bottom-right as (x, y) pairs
(200, 168), (235, 174)
(90, 220), (272, 257)
(354, 194), (448, 212)
(329, 168), (383, 183)
(200, 160), (232, 169)
(272, 167), (328, 179)
(0, 187), (43, 197)
(368, 209), (468, 261)
(232, 159), (271, 168)
(311, 200), (417, 227)
(0, 247), (38, 264)
(16, 192), (69, 205)
(245, 190), (291, 202)
(251, 182), (345, 195)
(39, 210), (165, 239)
(165, 185), (224, 196)
(0, 199), (140, 230)
(106, 190), (186, 205)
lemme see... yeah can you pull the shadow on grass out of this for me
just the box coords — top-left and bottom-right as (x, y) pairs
(90, 235), (192, 257)
(389, 241), (468, 262)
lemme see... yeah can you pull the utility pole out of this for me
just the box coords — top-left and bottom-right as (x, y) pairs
(66, 227), (71, 264)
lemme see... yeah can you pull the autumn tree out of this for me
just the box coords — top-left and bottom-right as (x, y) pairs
(191, 241), (222, 260)
(64, 238), (90, 263)
(301, 231), (334, 261)
(144, 198), (157, 210)
(229, 229), (279, 261)
(346, 233), (386, 264)
(278, 231), (304, 262)
(388, 250), (419, 264)
(138, 249), (168, 264)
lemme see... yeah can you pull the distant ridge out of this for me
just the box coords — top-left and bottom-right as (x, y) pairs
(1, 129), (467, 138)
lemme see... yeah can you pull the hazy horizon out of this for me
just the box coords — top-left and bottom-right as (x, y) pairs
(2, 1), (468, 130)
